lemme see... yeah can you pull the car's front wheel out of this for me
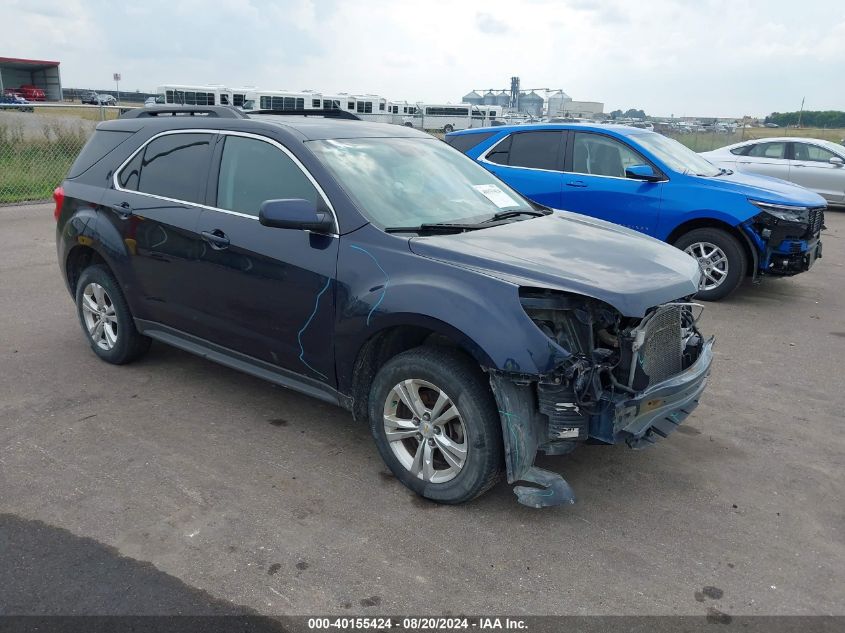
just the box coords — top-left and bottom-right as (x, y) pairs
(674, 227), (747, 301)
(75, 265), (151, 364)
(368, 347), (503, 504)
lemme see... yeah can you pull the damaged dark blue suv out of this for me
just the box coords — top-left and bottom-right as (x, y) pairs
(55, 106), (713, 507)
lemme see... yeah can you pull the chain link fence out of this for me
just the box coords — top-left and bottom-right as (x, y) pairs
(0, 105), (122, 204)
(3, 104), (844, 205)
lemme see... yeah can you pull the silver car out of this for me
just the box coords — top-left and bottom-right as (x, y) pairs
(701, 137), (845, 207)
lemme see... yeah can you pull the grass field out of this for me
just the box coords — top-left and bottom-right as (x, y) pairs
(0, 118), (87, 203)
(670, 127), (845, 152)
(33, 105), (120, 122)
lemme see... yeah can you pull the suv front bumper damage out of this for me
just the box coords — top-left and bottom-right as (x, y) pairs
(489, 337), (714, 508)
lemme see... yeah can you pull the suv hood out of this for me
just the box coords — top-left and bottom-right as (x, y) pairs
(698, 170), (827, 207)
(409, 211), (700, 317)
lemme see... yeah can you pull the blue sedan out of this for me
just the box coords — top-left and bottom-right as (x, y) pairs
(447, 123), (826, 300)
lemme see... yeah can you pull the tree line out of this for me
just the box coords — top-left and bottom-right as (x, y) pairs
(765, 110), (845, 128)
(609, 108), (647, 120)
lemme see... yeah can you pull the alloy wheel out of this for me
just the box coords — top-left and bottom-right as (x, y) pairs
(81, 282), (118, 350)
(383, 379), (468, 484)
(684, 241), (729, 291)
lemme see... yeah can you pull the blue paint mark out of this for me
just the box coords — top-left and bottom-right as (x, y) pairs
(350, 245), (388, 326)
(297, 276), (332, 380)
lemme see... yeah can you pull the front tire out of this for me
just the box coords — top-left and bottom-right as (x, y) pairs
(75, 265), (151, 364)
(674, 227), (747, 301)
(443, 124), (454, 133)
(368, 347), (503, 504)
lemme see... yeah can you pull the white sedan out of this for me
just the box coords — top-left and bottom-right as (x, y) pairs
(701, 137), (845, 207)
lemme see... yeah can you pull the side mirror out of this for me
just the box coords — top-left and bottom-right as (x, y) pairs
(625, 164), (662, 182)
(829, 156), (844, 167)
(259, 199), (334, 233)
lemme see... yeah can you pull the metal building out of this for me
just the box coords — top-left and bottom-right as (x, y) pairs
(462, 90), (483, 106)
(562, 100), (605, 117)
(518, 90), (544, 117)
(0, 57), (62, 101)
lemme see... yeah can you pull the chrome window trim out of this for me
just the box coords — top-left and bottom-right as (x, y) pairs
(112, 128), (340, 235)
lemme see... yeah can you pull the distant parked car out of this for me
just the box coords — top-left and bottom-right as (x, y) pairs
(81, 92), (116, 105)
(701, 138), (845, 208)
(16, 84), (46, 101)
(448, 123), (826, 300)
(0, 94), (33, 112)
(80, 91), (100, 105)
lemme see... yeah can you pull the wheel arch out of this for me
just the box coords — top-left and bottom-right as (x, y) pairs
(345, 316), (495, 424)
(666, 216), (758, 277)
(65, 244), (109, 295)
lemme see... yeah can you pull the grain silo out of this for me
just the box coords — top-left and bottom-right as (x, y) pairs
(546, 90), (572, 116)
(462, 90), (483, 106)
(519, 90), (544, 117)
(495, 90), (510, 108)
(482, 90), (497, 105)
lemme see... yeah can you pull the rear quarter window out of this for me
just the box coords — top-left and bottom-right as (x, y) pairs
(445, 132), (496, 153)
(67, 130), (135, 178)
(117, 133), (213, 203)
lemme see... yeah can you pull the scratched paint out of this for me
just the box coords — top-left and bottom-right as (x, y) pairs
(349, 245), (389, 326)
(296, 276), (332, 380)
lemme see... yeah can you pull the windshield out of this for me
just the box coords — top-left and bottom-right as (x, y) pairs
(635, 132), (721, 177)
(308, 137), (534, 228)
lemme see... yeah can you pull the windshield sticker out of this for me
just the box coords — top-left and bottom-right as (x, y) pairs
(472, 184), (519, 209)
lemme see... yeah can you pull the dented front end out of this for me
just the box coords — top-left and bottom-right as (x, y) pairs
(489, 289), (713, 508)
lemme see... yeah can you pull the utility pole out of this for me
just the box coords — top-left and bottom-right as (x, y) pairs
(113, 73), (121, 105)
(796, 97), (805, 129)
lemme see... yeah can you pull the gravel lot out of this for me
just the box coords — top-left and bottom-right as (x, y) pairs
(1, 203), (843, 617)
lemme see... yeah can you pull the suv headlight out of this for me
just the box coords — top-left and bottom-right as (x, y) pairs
(749, 200), (810, 224)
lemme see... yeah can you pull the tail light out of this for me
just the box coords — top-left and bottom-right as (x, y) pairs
(53, 186), (64, 221)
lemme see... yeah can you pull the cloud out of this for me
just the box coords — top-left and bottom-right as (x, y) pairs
(475, 12), (510, 34)
(0, 0), (842, 117)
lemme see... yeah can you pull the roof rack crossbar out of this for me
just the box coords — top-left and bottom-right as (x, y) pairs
(120, 106), (247, 119)
(247, 108), (361, 121)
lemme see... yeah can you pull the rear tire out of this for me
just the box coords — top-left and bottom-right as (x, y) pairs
(75, 264), (151, 364)
(368, 346), (503, 504)
(674, 227), (747, 301)
(443, 124), (454, 133)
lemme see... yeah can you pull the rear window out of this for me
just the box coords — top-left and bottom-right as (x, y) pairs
(445, 132), (496, 153)
(67, 130), (134, 178)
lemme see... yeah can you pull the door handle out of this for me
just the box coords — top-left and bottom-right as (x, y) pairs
(566, 180), (587, 188)
(201, 229), (230, 250)
(110, 202), (133, 219)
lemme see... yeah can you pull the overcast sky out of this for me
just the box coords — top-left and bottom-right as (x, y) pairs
(4, 0), (842, 117)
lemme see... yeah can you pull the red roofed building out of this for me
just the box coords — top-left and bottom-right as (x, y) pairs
(0, 56), (62, 101)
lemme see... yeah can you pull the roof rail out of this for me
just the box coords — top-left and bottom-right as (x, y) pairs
(119, 106), (248, 119)
(247, 108), (361, 121)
